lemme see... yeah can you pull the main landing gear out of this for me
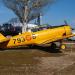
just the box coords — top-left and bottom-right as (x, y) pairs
(50, 41), (66, 52)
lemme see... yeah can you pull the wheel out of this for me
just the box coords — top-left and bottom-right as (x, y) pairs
(60, 44), (66, 49)
(50, 42), (57, 49)
(50, 42), (61, 52)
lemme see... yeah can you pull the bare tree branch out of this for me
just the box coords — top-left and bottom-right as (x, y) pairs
(2, 0), (56, 32)
(3, 0), (55, 23)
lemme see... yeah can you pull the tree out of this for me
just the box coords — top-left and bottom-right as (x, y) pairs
(2, 0), (55, 32)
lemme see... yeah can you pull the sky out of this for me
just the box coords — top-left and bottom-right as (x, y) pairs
(0, 0), (75, 27)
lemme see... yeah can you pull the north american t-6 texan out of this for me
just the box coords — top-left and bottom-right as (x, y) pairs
(0, 24), (75, 50)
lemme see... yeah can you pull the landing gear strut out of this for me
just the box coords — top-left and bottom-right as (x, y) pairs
(50, 42), (62, 52)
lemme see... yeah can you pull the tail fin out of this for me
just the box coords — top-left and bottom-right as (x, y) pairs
(0, 33), (6, 39)
(0, 33), (9, 43)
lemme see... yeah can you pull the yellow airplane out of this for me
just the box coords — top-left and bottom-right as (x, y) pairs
(0, 25), (74, 50)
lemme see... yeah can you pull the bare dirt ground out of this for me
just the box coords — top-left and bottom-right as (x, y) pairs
(0, 45), (75, 75)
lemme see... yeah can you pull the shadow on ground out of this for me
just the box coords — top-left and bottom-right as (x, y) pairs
(2, 45), (62, 53)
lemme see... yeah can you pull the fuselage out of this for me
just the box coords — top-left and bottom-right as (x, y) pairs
(0, 25), (72, 48)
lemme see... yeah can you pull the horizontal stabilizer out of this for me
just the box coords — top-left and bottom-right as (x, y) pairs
(0, 33), (10, 43)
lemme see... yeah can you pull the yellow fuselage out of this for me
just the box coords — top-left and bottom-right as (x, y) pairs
(0, 25), (72, 48)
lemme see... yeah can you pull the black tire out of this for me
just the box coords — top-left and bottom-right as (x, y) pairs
(50, 42), (61, 53)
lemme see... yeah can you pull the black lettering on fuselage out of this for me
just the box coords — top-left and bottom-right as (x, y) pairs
(13, 37), (25, 44)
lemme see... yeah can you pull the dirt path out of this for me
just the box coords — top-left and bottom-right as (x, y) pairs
(0, 48), (75, 75)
